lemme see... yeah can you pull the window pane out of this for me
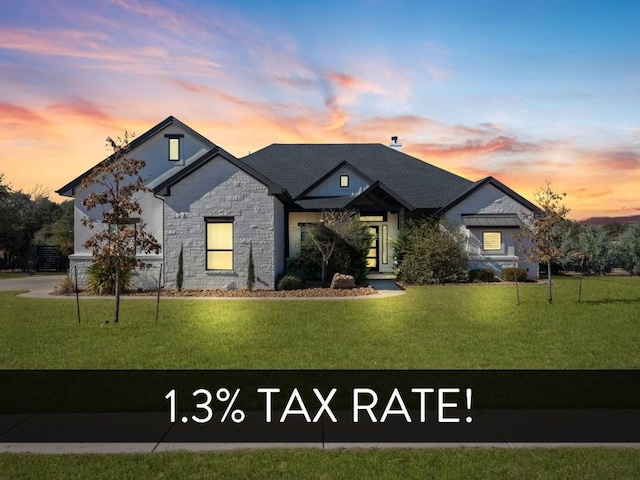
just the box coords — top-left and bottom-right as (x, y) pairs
(483, 232), (501, 251)
(340, 175), (349, 187)
(169, 138), (180, 161)
(207, 223), (233, 250)
(207, 251), (233, 270)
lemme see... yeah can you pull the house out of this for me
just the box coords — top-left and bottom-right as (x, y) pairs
(57, 116), (538, 289)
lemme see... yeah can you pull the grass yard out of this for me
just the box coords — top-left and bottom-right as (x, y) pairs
(0, 272), (29, 280)
(1, 276), (638, 369)
(1, 448), (639, 480)
(1, 276), (638, 478)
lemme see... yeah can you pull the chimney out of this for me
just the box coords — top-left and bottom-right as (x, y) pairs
(389, 136), (402, 151)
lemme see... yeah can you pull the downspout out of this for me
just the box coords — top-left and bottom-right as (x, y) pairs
(153, 192), (167, 288)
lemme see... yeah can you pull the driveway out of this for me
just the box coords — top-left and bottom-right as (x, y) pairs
(0, 274), (65, 296)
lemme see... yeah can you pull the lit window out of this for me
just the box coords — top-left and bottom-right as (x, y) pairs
(206, 219), (234, 270)
(482, 232), (502, 251)
(340, 175), (349, 188)
(165, 134), (184, 161)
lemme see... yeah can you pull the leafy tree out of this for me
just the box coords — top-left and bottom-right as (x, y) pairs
(602, 221), (628, 240)
(305, 210), (372, 283)
(34, 200), (74, 256)
(516, 181), (570, 304)
(81, 132), (161, 323)
(577, 225), (611, 274)
(392, 218), (468, 284)
(0, 183), (56, 270)
(617, 222), (640, 274)
(559, 223), (611, 274)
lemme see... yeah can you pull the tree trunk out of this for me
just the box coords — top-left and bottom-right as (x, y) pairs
(321, 259), (327, 284)
(114, 263), (120, 323)
(547, 261), (553, 304)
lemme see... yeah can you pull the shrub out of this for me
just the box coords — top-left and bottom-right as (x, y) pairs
(176, 244), (184, 292)
(247, 242), (255, 291)
(54, 275), (76, 295)
(290, 230), (370, 284)
(393, 219), (468, 284)
(87, 260), (132, 295)
(501, 267), (527, 282)
(469, 268), (497, 283)
(277, 274), (304, 291)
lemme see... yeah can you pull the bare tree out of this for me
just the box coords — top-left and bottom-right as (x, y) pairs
(516, 181), (570, 304)
(306, 210), (372, 283)
(80, 132), (161, 323)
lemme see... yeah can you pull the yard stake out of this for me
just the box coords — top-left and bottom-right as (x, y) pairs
(155, 263), (162, 324)
(578, 258), (584, 303)
(513, 261), (520, 305)
(74, 266), (80, 324)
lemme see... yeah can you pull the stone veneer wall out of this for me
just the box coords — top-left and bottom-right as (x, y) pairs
(161, 156), (278, 290)
(68, 255), (163, 289)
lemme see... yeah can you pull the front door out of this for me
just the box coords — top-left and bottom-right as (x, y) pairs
(367, 226), (379, 272)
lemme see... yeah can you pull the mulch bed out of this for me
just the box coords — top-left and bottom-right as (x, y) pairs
(55, 286), (378, 298)
(130, 286), (378, 298)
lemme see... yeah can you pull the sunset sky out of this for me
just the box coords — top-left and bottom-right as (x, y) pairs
(1, 0), (638, 220)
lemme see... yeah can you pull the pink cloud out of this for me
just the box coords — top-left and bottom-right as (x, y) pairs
(0, 101), (47, 125)
(47, 97), (112, 123)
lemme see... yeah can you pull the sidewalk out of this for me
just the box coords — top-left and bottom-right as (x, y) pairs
(1, 409), (638, 453)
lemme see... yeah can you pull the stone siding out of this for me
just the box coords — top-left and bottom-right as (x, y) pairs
(162, 156), (278, 290)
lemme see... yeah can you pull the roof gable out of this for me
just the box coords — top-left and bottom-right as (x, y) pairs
(243, 144), (473, 209)
(436, 176), (539, 216)
(297, 161), (375, 199)
(56, 116), (215, 197)
(153, 147), (290, 201)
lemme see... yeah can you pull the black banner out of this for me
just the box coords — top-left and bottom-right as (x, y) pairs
(0, 370), (638, 443)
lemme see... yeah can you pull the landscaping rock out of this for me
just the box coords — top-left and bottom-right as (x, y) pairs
(330, 273), (356, 289)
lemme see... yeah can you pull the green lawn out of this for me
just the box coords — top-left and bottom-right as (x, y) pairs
(1, 276), (638, 369)
(1, 449), (639, 480)
(0, 272), (28, 280)
(2, 277), (638, 478)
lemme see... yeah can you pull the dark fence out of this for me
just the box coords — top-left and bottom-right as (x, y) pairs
(35, 245), (68, 272)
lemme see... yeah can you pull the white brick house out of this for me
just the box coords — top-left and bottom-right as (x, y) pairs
(57, 116), (538, 289)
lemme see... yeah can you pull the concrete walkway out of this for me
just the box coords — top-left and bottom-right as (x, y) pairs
(0, 276), (405, 300)
(1, 409), (638, 453)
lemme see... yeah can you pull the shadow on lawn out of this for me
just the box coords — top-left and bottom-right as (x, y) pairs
(581, 298), (640, 306)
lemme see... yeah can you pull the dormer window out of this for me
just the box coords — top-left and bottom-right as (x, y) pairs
(165, 134), (183, 161)
(340, 175), (349, 188)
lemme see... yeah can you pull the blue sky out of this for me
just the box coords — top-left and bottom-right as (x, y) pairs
(1, 0), (638, 218)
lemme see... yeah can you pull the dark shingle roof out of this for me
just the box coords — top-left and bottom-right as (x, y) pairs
(242, 144), (473, 210)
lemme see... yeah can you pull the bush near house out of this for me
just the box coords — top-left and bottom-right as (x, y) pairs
(86, 261), (132, 295)
(501, 267), (527, 282)
(469, 268), (497, 283)
(287, 234), (369, 284)
(393, 219), (468, 285)
(276, 274), (305, 290)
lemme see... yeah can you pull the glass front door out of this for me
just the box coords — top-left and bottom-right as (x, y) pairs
(367, 226), (379, 272)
